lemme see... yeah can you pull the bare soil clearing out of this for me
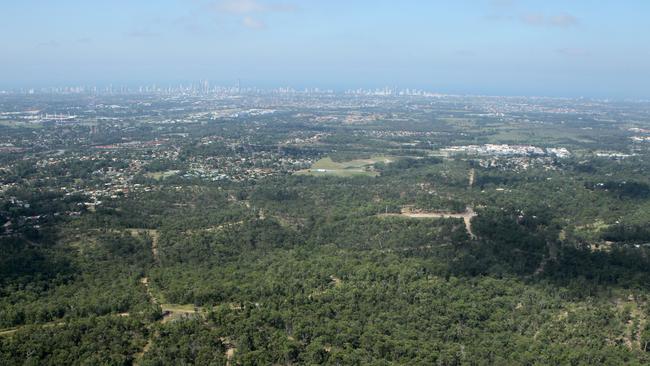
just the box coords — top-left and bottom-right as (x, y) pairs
(220, 337), (237, 366)
(380, 206), (477, 238)
(296, 156), (395, 177)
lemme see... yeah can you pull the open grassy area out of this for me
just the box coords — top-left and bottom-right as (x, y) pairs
(485, 125), (598, 145)
(296, 156), (395, 177)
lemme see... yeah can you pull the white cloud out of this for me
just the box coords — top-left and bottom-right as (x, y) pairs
(214, 0), (295, 14)
(218, 0), (265, 13)
(209, 0), (295, 29)
(242, 16), (266, 29)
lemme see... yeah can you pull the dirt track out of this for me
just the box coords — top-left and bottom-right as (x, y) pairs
(468, 168), (475, 188)
(127, 229), (160, 263)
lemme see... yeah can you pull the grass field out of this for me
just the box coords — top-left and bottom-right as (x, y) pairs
(296, 156), (395, 177)
(486, 125), (597, 145)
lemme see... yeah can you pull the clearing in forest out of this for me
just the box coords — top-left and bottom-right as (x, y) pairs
(295, 156), (395, 177)
(380, 206), (477, 239)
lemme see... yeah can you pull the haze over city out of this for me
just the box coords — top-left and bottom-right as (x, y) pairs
(2, 0), (650, 98)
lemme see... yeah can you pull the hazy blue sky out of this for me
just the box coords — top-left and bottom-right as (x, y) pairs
(1, 0), (649, 97)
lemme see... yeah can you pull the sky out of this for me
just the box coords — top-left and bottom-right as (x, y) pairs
(1, 0), (649, 98)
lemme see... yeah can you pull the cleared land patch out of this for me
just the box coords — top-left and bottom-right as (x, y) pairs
(380, 206), (477, 238)
(296, 156), (395, 177)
